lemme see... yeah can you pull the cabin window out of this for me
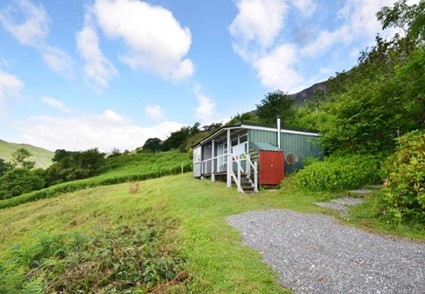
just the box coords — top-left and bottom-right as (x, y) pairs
(239, 134), (247, 143)
(193, 147), (201, 163)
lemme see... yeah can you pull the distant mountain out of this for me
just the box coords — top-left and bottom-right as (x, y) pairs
(288, 81), (328, 105)
(0, 139), (54, 169)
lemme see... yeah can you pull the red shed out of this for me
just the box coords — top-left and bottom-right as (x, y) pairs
(259, 150), (284, 185)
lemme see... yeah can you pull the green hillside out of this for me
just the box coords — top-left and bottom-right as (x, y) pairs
(0, 174), (294, 293)
(0, 139), (53, 168)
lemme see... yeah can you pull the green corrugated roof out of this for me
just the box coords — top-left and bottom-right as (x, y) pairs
(251, 142), (280, 151)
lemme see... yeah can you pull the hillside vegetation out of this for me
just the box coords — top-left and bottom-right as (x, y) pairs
(0, 149), (191, 209)
(2, 174), (424, 293)
(0, 139), (53, 168)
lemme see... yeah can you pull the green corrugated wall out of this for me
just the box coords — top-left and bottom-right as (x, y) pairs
(248, 129), (324, 174)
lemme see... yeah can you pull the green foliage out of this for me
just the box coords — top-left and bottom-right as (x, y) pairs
(226, 111), (259, 126)
(0, 213), (188, 293)
(256, 91), (294, 126)
(46, 148), (106, 185)
(381, 130), (425, 223)
(12, 148), (35, 170)
(289, 1), (425, 155)
(0, 150), (192, 210)
(0, 168), (45, 199)
(295, 155), (383, 192)
(0, 158), (13, 177)
(142, 137), (163, 153)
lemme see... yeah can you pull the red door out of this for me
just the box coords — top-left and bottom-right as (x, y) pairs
(259, 151), (284, 185)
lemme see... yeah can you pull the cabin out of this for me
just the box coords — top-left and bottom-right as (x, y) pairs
(192, 118), (323, 193)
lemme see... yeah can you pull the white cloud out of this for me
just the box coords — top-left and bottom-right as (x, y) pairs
(76, 12), (118, 92)
(41, 45), (74, 78)
(230, 0), (406, 93)
(0, 0), (73, 78)
(0, 70), (24, 113)
(292, 0), (317, 16)
(93, 0), (193, 81)
(303, 0), (397, 56)
(14, 110), (184, 152)
(301, 25), (351, 57)
(194, 86), (216, 124)
(41, 96), (69, 112)
(171, 59), (194, 82)
(145, 105), (164, 121)
(254, 44), (304, 93)
(0, 0), (48, 46)
(230, 0), (288, 50)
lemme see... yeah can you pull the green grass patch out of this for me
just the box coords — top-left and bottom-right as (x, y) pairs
(1, 174), (423, 293)
(0, 150), (192, 210)
(346, 190), (425, 241)
(0, 174), (338, 293)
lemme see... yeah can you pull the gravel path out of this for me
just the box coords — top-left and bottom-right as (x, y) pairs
(315, 197), (365, 216)
(227, 209), (425, 294)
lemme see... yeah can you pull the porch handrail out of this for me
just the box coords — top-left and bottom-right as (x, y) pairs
(199, 152), (258, 193)
(231, 154), (244, 193)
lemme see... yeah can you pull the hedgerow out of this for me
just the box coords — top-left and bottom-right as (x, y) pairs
(294, 155), (383, 192)
(0, 162), (192, 210)
(381, 130), (425, 223)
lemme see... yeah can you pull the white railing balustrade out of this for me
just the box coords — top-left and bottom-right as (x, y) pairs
(198, 152), (258, 193)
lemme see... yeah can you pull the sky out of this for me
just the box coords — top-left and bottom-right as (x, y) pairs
(0, 0), (413, 152)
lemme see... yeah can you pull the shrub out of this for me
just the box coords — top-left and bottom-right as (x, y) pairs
(381, 130), (425, 223)
(0, 168), (44, 199)
(294, 155), (383, 192)
(0, 162), (193, 210)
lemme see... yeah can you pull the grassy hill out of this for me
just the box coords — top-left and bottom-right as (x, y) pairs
(0, 174), (297, 293)
(0, 139), (53, 168)
(0, 145), (423, 292)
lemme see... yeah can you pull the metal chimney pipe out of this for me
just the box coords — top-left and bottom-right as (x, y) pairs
(277, 116), (281, 149)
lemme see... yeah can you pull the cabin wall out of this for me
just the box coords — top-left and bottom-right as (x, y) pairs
(248, 129), (323, 174)
(202, 142), (212, 174)
(280, 133), (323, 174)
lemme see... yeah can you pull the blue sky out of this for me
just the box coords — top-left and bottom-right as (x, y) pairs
(0, 0), (411, 152)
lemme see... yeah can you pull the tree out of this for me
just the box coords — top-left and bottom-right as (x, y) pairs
(142, 138), (163, 153)
(108, 147), (122, 158)
(45, 148), (105, 185)
(0, 168), (44, 199)
(12, 148), (35, 169)
(256, 91), (294, 126)
(162, 127), (191, 151)
(226, 112), (258, 126)
(0, 159), (13, 177)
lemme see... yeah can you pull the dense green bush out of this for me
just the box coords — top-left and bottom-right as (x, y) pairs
(46, 148), (106, 185)
(0, 168), (44, 199)
(381, 130), (425, 223)
(294, 155), (383, 192)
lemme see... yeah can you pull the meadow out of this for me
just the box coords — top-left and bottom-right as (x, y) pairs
(1, 173), (423, 293)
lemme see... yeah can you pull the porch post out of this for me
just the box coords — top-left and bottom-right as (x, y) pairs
(211, 139), (215, 182)
(227, 129), (231, 187)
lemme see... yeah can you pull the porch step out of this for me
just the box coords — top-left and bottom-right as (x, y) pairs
(234, 176), (256, 193)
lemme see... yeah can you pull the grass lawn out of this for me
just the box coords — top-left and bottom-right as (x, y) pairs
(1, 173), (423, 293)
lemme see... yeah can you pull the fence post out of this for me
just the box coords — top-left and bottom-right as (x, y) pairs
(181, 162), (184, 174)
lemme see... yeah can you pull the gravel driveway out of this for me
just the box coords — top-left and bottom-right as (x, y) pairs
(227, 209), (425, 294)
